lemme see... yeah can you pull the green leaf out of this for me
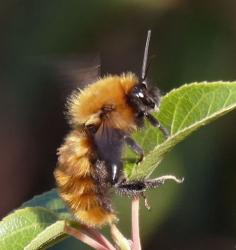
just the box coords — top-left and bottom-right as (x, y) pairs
(21, 189), (71, 220)
(0, 207), (61, 250)
(24, 221), (67, 250)
(127, 81), (236, 179)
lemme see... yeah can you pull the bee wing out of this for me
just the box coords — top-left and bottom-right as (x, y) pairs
(54, 54), (101, 89)
(35, 54), (100, 94)
(94, 119), (124, 164)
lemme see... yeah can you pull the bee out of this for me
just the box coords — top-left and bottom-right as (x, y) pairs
(54, 30), (173, 228)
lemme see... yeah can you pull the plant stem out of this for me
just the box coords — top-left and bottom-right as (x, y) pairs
(110, 224), (131, 250)
(87, 228), (116, 250)
(64, 225), (109, 250)
(131, 197), (141, 250)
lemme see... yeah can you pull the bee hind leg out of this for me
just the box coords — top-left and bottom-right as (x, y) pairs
(115, 175), (184, 209)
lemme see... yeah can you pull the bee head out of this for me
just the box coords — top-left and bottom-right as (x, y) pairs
(128, 82), (160, 113)
(128, 30), (161, 114)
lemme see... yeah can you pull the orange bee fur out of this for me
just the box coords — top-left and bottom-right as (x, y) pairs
(68, 73), (138, 131)
(54, 73), (139, 227)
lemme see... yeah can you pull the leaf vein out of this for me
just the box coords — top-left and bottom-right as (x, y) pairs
(176, 92), (205, 132)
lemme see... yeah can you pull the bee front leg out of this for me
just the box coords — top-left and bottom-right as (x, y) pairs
(145, 113), (169, 138)
(123, 135), (144, 163)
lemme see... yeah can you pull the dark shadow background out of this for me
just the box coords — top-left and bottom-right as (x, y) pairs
(0, 1), (236, 249)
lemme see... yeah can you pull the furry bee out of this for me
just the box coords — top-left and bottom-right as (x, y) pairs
(54, 31), (174, 228)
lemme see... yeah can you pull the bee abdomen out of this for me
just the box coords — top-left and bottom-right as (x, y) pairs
(54, 132), (117, 227)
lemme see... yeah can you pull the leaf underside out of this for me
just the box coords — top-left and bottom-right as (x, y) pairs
(1, 81), (236, 249)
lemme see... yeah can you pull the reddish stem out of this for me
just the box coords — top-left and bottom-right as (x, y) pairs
(131, 197), (142, 250)
(87, 228), (116, 250)
(64, 225), (109, 250)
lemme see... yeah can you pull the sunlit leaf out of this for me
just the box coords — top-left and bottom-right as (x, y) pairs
(127, 81), (236, 179)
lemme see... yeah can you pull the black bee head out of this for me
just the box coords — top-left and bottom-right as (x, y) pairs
(128, 83), (160, 113)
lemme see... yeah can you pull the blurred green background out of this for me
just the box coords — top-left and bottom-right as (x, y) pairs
(0, 0), (236, 249)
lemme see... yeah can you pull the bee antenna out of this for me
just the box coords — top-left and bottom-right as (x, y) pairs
(141, 30), (152, 85)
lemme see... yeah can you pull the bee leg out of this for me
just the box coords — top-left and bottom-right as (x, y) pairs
(145, 113), (169, 138)
(116, 175), (184, 208)
(115, 180), (146, 197)
(124, 135), (144, 163)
